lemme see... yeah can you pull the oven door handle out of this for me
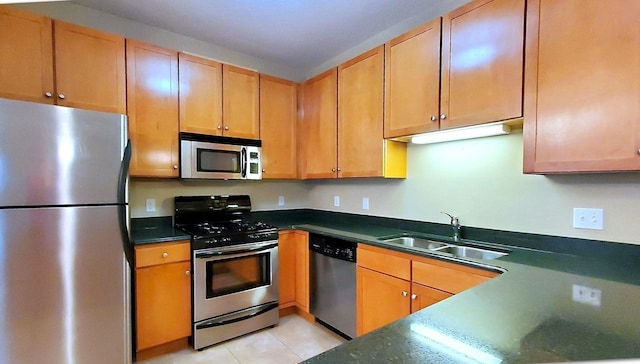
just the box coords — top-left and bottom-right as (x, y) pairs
(195, 242), (278, 259)
(195, 302), (279, 330)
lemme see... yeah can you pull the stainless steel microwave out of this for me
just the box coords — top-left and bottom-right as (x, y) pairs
(179, 133), (262, 180)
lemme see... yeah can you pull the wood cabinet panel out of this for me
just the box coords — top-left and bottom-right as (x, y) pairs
(135, 260), (191, 351)
(384, 19), (442, 138)
(357, 266), (411, 336)
(357, 245), (411, 281)
(523, 0), (640, 173)
(441, 0), (525, 129)
(0, 6), (53, 104)
(299, 68), (338, 179)
(178, 53), (223, 135)
(338, 46), (385, 177)
(410, 283), (453, 313)
(278, 231), (297, 307)
(53, 21), (126, 113)
(294, 230), (310, 312)
(126, 40), (179, 177)
(412, 259), (491, 294)
(135, 240), (190, 268)
(260, 74), (298, 179)
(223, 64), (259, 139)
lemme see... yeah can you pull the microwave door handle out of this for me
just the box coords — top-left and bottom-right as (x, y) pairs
(241, 147), (247, 178)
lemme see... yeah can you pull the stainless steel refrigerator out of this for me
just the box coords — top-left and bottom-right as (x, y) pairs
(0, 98), (132, 364)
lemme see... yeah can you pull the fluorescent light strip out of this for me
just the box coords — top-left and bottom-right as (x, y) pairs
(411, 123), (511, 145)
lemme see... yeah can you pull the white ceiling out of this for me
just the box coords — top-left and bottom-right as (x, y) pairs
(70, 0), (469, 74)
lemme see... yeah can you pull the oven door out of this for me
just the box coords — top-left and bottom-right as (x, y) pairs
(193, 241), (279, 322)
(181, 140), (244, 179)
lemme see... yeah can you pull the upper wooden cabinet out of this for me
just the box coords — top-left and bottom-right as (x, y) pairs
(223, 64), (260, 139)
(441, 0), (525, 129)
(299, 47), (406, 179)
(523, 0), (640, 173)
(260, 74), (298, 179)
(299, 69), (338, 179)
(0, 6), (125, 113)
(126, 39), (179, 178)
(178, 52), (223, 135)
(384, 19), (442, 138)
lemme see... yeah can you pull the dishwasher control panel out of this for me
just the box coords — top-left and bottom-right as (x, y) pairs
(309, 234), (357, 263)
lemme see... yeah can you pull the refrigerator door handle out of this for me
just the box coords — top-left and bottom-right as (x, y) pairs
(118, 139), (133, 268)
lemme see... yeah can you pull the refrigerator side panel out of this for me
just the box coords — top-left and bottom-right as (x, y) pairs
(0, 206), (130, 364)
(0, 98), (127, 207)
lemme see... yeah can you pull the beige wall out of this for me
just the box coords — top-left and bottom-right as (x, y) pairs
(132, 131), (640, 245)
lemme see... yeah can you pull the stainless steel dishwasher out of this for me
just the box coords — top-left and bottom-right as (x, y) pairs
(309, 233), (357, 339)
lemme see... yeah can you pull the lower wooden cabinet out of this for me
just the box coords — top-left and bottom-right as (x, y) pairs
(356, 244), (498, 336)
(278, 230), (310, 315)
(134, 241), (191, 355)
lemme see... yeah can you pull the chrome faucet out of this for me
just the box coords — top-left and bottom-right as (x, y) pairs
(441, 212), (461, 242)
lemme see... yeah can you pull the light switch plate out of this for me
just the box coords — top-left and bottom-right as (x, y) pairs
(278, 196), (285, 206)
(334, 196), (340, 207)
(573, 208), (603, 230)
(362, 197), (369, 210)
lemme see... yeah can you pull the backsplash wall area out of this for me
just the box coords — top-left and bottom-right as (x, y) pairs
(131, 131), (640, 246)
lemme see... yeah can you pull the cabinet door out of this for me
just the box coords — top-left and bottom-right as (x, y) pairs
(294, 230), (310, 312)
(178, 53), (222, 135)
(135, 261), (191, 351)
(278, 231), (297, 308)
(523, 0), (640, 173)
(126, 40), (179, 177)
(441, 0), (525, 129)
(53, 21), (126, 114)
(385, 19), (442, 138)
(356, 266), (410, 336)
(338, 46), (385, 177)
(0, 6), (54, 104)
(260, 75), (298, 179)
(223, 64), (259, 139)
(299, 68), (338, 179)
(410, 283), (452, 313)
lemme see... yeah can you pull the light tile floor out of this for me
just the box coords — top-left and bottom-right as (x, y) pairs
(138, 315), (347, 364)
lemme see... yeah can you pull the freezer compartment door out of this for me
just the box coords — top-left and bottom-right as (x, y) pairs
(0, 206), (130, 364)
(0, 98), (127, 206)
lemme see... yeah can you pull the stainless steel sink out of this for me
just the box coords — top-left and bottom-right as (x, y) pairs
(382, 237), (449, 250)
(432, 245), (507, 260)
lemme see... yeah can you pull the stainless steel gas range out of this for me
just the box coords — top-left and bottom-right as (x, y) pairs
(174, 195), (279, 350)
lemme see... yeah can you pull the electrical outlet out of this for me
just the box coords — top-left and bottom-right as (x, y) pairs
(333, 196), (340, 207)
(573, 208), (604, 230)
(278, 196), (285, 206)
(572, 284), (601, 307)
(145, 198), (156, 212)
(362, 197), (369, 210)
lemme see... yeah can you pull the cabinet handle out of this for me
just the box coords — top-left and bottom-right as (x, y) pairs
(262, 168), (266, 173)
(185, 270), (190, 276)
(411, 294), (417, 300)
(337, 167), (341, 172)
(173, 164), (178, 169)
(332, 168), (336, 172)
(402, 291), (408, 297)
(440, 113), (447, 120)
(430, 115), (437, 122)
(58, 94), (65, 100)
(224, 126), (229, 130)
(162, 252), (168, 258)
(217, 125), (222, 130)
(44, 92), (53, 98)
(637, 149), (640, 155)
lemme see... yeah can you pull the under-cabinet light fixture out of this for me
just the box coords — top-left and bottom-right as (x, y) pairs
(411, 122), (511, 145)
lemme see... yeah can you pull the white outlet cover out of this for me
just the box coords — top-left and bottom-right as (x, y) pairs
(145, 198), (156, 212)
(572, 284), (602, 307)
(362, 197), (369, 210)
(334, 196), (340, 207)
(573, 208), (603, 230)
(278, 196), (285, 206)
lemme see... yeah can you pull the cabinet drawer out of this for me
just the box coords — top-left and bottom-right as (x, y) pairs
(357, 245), (411, 281)
(135, 240), (190, 268)
(412, 260), (491, 294)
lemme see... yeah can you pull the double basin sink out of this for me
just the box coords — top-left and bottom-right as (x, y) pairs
(379, 235), (508, 260)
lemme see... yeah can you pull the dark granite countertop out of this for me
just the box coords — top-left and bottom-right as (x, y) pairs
(130, 210), (640, 363)
(130, 216), (190, 244)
